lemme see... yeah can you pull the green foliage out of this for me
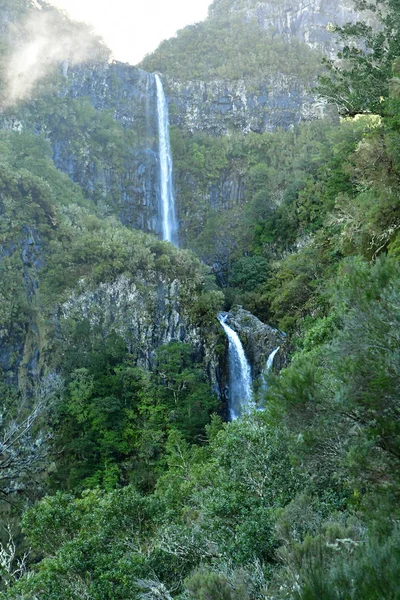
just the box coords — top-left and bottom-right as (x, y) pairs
(51, 336), (217, 492)
(317, 0), (400, 115)
(267, 255), (400, 494)
(189, 289), (225, 328)
(3, 1), (400, 597)
(300, 313), (340, 352)
(0, 0), (109, 104)
(4, 414), (302, 598)
(140, 15), (321, 82)
(185, 571), (236, 600)
(271, 515), (400, 600)
(176, 107), (399, 330)
(229, 256), (269, 292)
(142, 342), (219, 444)
(5, 487), (162, 600)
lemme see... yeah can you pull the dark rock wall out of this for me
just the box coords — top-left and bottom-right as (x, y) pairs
(55, 64), (163, 235)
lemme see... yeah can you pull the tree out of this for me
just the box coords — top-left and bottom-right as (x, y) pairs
(317, 0), (400, 115)
(0, 524), (29, 591)
(0, 375), (61, 502)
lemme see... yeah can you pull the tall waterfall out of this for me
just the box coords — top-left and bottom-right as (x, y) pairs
(218, 314), (253, 420)
(155, 74), (178, 246)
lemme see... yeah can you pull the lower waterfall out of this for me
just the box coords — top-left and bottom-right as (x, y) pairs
(266, 346), (280, 371)
(218, 313), (253, 420)
(261, 346), (280, 393)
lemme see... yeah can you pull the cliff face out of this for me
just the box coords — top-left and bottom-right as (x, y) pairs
(2, 0), (373, 243)
(167, 75), (325, 135)
(1, 0), (364, 248)
(0, 227), (224, 396)
(209, 0), (373, 56)
(46, 64), (162, 235)
(32, 0), (367, 245)
(34, 60), (324, 249)
(60, 272), (226, 398)
(61, 274), (201, 372)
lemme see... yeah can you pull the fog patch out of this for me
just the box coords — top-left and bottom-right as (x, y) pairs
(4, 9), (108, 106)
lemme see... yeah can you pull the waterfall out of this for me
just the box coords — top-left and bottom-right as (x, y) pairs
(218, 313), (253, 420)
(155, 74), (178, 246)
(266, 346), (280, 372)
(261, 346), (280, 392)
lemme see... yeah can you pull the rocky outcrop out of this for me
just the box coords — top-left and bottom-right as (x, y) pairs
(65, 62), (150, 122)
(60, 273), (224, 397)
(60, 274), (202, 370)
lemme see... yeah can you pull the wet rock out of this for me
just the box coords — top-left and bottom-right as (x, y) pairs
(225, 305), (286, 378)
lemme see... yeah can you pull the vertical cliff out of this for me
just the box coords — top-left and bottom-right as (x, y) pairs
(208, 0), (375, 57)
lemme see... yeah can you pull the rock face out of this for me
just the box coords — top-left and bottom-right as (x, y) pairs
(60, 273), (224, 398)
(167, 75), (326, 135)
(209, 0), (375, 57)
(40, 62), (324, 249)
(51, 64), (163, 235)
(61, 274), (202, 371)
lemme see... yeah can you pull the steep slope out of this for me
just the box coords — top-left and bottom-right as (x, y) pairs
(2, 0), (400, 597)
(0, 127), (223, 382)
(139, 0), (371, 134)
(0, 0), (373, 249)
(140, 10), (325, 135)
(208, 0), (374, 55)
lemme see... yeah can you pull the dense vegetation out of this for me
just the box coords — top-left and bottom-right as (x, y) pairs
(0, 125), (221, 497)
(1, 0), (400, 598)
(139, 13), (321, 81)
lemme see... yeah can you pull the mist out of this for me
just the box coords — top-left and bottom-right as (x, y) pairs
(4, 9), (108, 106)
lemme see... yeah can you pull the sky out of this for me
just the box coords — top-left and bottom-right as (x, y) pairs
(47, 0), (212, 65)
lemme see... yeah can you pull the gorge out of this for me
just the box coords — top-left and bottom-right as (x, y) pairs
(1, 0), (400, 598)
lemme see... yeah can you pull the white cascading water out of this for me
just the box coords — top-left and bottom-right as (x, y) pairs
(218, 314), (254, 420)
(266, 346), (280, 371)
(155, 74), (178, 246)
(261, 346), (280, 392)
